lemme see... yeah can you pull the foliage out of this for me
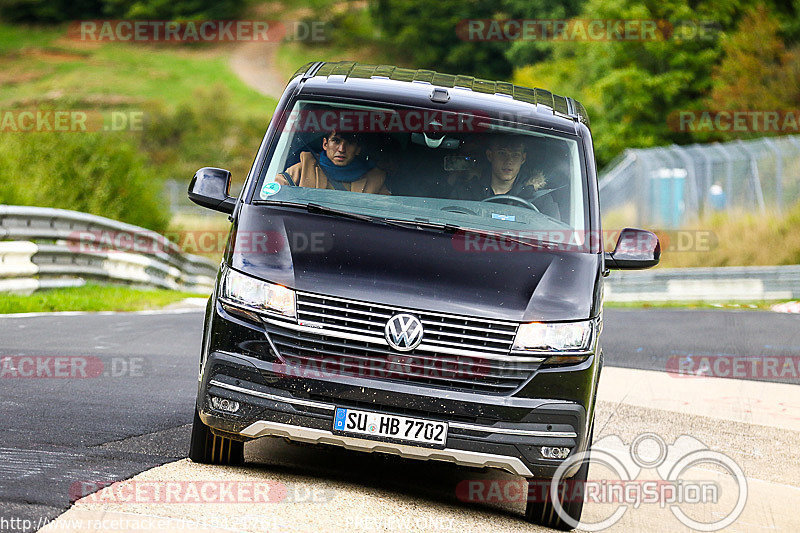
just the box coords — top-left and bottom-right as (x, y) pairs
(102, 0), (247, 20)
(0, 130), (170, 232)
(0, 0), (103, 23)
(369, 0), (512, 79)
(0, 23), (272, 232)
(0, 0), (247, 22)
(513, 0), (799, 167)
(705, 5), (800, 140)
(657, 201), (800, 268)
(138, 85), (267, 187)
(368, 0), (586, 79)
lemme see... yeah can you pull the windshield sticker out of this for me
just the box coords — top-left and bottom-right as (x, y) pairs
(491, 213), (516, 222)
(260, 181), (281, 199)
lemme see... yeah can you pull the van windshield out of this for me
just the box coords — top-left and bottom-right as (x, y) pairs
(255, 100), (589, 246)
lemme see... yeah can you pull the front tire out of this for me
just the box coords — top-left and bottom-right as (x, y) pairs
(188, 408), (244, 465)
(524, 425), (593, 530)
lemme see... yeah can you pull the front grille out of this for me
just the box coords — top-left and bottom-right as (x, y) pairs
(261, 292), (539, 394)
(296, 292), (518, 355)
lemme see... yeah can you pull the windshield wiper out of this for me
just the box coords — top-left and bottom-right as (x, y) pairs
(255, 200), (390, 226)
(384, 218), (557, 250)
(256, 201), (559, 249)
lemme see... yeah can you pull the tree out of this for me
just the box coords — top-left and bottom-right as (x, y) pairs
(370, 0), (511, 79)
(0, 0), (246, 22)
(511, 0), (797, 167)
(709, 5), (800, 119)
(369, 0), (586, 80)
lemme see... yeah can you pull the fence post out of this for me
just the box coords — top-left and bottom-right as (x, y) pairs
(736, 140), (766, 213)
(668, 145), (698, 225)
(762, 137), (783, 212)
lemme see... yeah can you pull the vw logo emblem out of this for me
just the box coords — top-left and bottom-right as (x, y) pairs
(384, 313), (424, 352)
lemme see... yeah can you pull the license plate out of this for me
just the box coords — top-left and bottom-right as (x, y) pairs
(333, 407), (448, 448)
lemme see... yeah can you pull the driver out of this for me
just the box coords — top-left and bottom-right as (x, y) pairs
(276, 130), (389, 194)
(452, 135), (560, 219)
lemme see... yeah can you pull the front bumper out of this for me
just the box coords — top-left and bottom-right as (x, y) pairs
(199, 345), (597, 479)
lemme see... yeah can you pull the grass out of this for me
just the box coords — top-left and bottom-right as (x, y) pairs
(655, 202), (800, 268)
(275, 39), (386, 81)
(167, 212), (233, 262)
(0, 283), (207, 314)
(0, 23), (62, 52)
(0, 23), (276, 120)
(270, 0), (388, 80)
(603, 201), (800, 268)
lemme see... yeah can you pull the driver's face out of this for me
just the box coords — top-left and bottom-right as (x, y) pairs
(486, 143), (526, 183)
(323, 133), (361, 166)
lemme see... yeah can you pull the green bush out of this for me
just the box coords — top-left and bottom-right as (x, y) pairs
(138, 85), (267, 187)
(0, 0), (104, 23)
(0, 130), (169, 232)
(0, 0), (246, 22)
(102, 0), (247, 20)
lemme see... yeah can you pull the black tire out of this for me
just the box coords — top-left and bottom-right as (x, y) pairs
(524, 425), (593, 531)
(188, 409), (244, 465)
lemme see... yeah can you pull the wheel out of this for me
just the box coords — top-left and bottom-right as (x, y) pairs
(524, 424), (593, 531)
(188, 408), (244, 465)
(480, 194), (540, 212)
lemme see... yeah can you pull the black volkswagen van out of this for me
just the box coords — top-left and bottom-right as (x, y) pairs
(187, 61), (659, 530)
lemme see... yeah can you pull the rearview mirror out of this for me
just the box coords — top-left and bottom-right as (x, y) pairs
(188, 167), (236, 214)
(604, 228), (660, 270)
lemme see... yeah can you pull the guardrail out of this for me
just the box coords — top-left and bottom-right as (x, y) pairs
(605, 265), (800, 302)
(0, 205), (219, 293)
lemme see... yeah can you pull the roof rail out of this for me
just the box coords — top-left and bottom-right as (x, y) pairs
(293, 61), (589, 127)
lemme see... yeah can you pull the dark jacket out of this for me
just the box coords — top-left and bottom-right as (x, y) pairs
(451, 172), (561, 220)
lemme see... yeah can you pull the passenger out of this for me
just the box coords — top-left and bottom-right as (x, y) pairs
(275, 131), (389, 194)
(453, 135), (560, 219)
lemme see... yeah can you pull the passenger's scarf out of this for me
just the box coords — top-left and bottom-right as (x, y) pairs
(318, 151), (374, 183)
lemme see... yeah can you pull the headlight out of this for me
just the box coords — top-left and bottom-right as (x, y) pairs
(221, 268), (296, 318)
(512, 320), (594, 353)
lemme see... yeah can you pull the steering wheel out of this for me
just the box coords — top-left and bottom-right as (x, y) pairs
(528, 184), (567, 201)
(440, 205), (478, 216)
(480, 194), (540, 213)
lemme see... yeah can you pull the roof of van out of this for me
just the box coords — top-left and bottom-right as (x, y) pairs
(292, 61), (590, 129)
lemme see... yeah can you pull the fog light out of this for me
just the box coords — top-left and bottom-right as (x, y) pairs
(209, 396), (240, 413)
(541, 446), (571, 459)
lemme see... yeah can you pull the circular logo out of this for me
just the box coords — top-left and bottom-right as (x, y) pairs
(384, 313), (424, 352)
(260, 181), (281, 198)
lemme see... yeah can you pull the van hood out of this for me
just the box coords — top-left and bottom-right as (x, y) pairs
(228, 204), (600, 322)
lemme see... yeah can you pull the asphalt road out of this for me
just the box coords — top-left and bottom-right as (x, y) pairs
(600, 308), (800, 384)
(0, 312), (202, 532)
(0, 308), (798, 532)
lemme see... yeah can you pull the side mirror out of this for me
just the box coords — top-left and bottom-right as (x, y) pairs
(188, 167), (236, 214)
(604, 228), (660, 270)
